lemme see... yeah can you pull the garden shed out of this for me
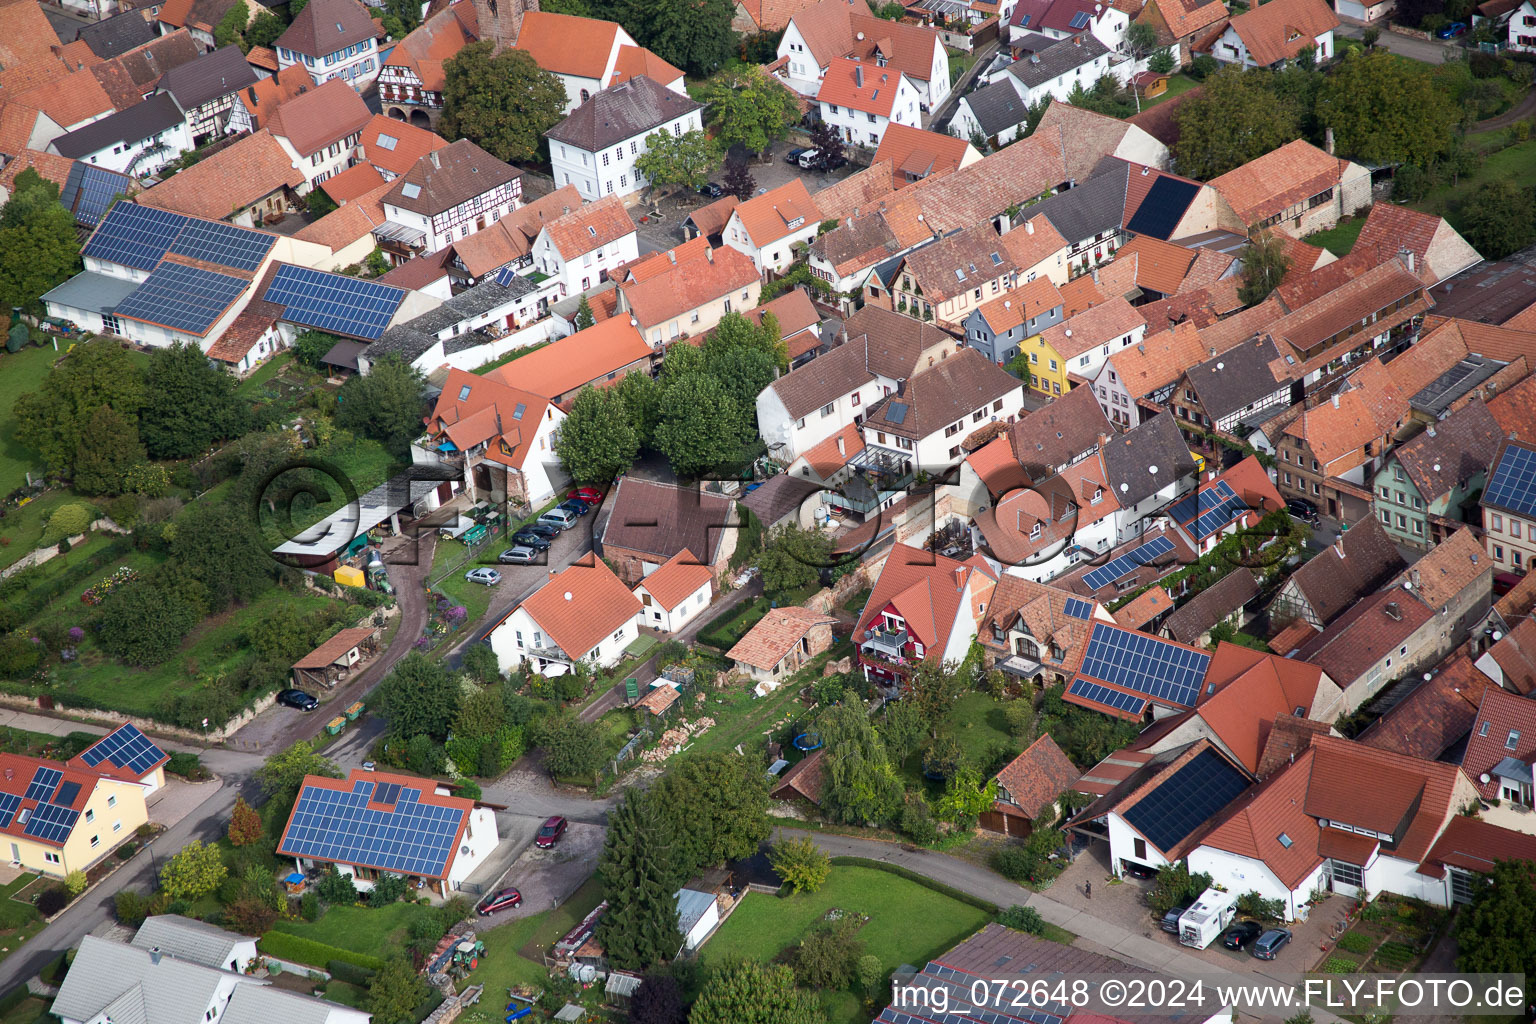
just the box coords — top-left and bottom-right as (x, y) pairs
(291, 626), (380, 689)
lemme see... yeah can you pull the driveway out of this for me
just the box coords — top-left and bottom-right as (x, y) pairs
(1334, 23), (1458, 63)
(469, 822), (605, 924)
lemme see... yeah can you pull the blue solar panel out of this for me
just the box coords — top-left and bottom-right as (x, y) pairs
(115, 262), (249, 335)
(23, 767), (61, 804)
(1077, 624), (1210, 707)
(61, 164), (131, 228)
(1170, 480), (1250, 540)
(280, 781), (467, 877)
(493, 264), (519, 287)
(1125, 176), (1202, 241)
(81, 203), (186, 271)
(79, 723), (167, 777)
(1067, 677), (1148, 716)
(1063, 597), (1093, 619)
(1485, 443), (1536, 519)
(168, 218), (276, 272)
(264, 264), (407, 341)
(0, 793), (20, 829)
(23, 801), (79, 844)
(1081, 535), (1175, 591)
(1068, 10), (1089, 26)
(373, 781), (402, 805)
(1122, 748), (1249, 854)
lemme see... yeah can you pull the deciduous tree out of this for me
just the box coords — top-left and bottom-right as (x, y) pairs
(1456, 179), (1536, 260)
(554, 384), (638, 486)
(159, 839), (227, 900)
(610, 0), (735, 76)
(228, 796), (263, 846)
(806, 121), (845, 172)
(1316, 49), (1456, 167)
(815, 701), (903, 825)
(652, 372), (742, 478)
(171, 499), (281, 610)
(71, 405), (144, 495)
(98, 580), (199, 666)
(539, 712), (604, 780)
(214, 0), (249, 48)
(1237, 229), (1291, 307)
(757, 523), (831, 594)
(654, 753), (771, 865)
(630, 974), (686, 1024)
(335, 354), (426, 457)
(14, 337), (145, 477)
(440, 43), (566, 163)
(256, 740), (342, 800)
(377, 652), (461, 741)
(689, 959), (827, 1024)
(0, 169), (81, 315)
(905, 658), (965, 737)
(769, 836), (830, 894)
(368, 956), (430, 1024)
(723, 158), (756, 200)
(1454, 859), (1536, 981)
(140, 342), (245, 459)
(1173, 67), (1299, 179)
(635, 129), (720, 198)
(700, 68), (801, 154)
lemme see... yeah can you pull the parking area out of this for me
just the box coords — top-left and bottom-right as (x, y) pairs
(1051, 843), (1344, 975)
(469, 819), (604, 924)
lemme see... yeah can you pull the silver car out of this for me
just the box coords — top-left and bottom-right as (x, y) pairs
(465, 567), (502, 586)
(498, 546), (538, 565)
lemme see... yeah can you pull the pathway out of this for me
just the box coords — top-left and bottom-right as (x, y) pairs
(929, 40), (1000, 134)
(1334, 23), (1456, 64)
(1478, 86), (1536, 132)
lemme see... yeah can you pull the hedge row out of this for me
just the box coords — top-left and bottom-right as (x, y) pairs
(828, 856), (999, 914)
(327, 958), (379, 987)
(256, 932), (385, 972)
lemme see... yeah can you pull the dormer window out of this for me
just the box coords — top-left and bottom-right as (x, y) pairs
(1509, 729), (1522, 751)
(1029, 522), (1042, 540)
(1091, 488), (1102, 504)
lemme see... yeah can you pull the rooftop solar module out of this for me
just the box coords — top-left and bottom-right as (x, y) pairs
(54, 781), (81, 808)
(78, 723), (167, 777)
(1121, 747), (1248, 854)
(1485, 443), (1536, 519)
(1067, 677), (1148, 716)
(1125, 176), (1202, 241)
(0, 793), (19, 829)
(264, 264), (407, 340)
(24, 767), (61, 804)
(61, 163), (131, 228)
(23, 800), (80, 844)
(1063, 597), (1093, 619)
(280, 780), (466, 877)
(1170, 480), (1249, 539)
(168, 217), (276, 272)
(81, 203), (185, 271)
(115, 262), (249, 334)
(1081, 535), (1174, 591)
(1077, 624), (1209, 707)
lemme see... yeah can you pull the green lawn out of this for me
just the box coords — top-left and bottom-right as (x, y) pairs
(234, 352), (293, 398)
(428, 534), (498, 633)
(1411, 137), (1536, 224)
(1302, 215), (1367, 258)
(696, 597), (772, 651)
(944, 692), (1017, 769)
(1136, 73), (1199, 110)
(467, 877), (605, 997)
(706, 866), (993, 1023)
(0, 491), (80, 571)
(0, 345), (58, 496)
(0, 995), (50, 1024)
(681, 645), (850, 758)
(0, 872), (44, 967)
(270, 901), (435, 961)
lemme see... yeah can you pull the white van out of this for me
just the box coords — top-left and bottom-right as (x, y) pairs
(537, 508), (580, 532)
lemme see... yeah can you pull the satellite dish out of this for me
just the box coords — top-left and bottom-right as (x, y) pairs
(564, 591), (573, 601)
(1480, 773), (1491, 785)
(1403, 581), (1413, 590)
(1149, 464), (1158, 474)
(461, 844), (470, 855)
(1120, 483), (1128, 492)
(1217, 362), (1224, 370)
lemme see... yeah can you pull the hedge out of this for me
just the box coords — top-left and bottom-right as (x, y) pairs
(327, 959), (379, 986)
(828, 856), (999, 914)
(256, 932), (385, 971)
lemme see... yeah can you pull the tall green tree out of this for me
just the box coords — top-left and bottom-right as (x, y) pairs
(214, 0), (250, 48)
(654, 753), (771, 866)
(97, 580), (200, 666)
(368, 956), (430, 1024)
(0, 169), (81, 315)
(690, 959), (827, 1024)
(539, 712), (605, 780)
(376, 652), (461, 740)
(72, 405), (144, 495)
(244, 9), (286, 48)
(256, 741), (341, 801)
(1316, 48), (1456, 168)
(610, 0), (735, 76)
(159, 839), (227, 900)
(572, 295), (596, 332)
(336, 354), (425, 457)
(596, 792), (683, 970)
(615, 370), (663, 447)
(440, 43), (566, 163)
(1456, 179), (1536, 260)
(635, 129), (721, 198)
(553, 384), (639, 486)
(1173, 67), (1299, 179)
(905, 658), (965, 737)
(171, 498), (282, 609)
(1237, 229), (1291, 307)
(757, 523), (830, 594)
(815, 701), (903, 825)
(1455, 859), (1536, 987)
(652, 372), (742, 478)
(140, 342), (245, 459)
(700, 68), (802, 154)
(14, 337), (144, 475)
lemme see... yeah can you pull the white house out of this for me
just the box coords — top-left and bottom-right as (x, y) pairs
(858, 347), (1027, 472)
(488, 554), (644, 674)
(633, 550), (716, 633)
(546, 75), (704, 203)
(723, 179), (822, 275)
(988, 34), (1113, 107)
(275, 0), (380, 89)
(776, 0), (952, 111)
(1505, 0), (1536, 49)
(975, 452), (1123, 583)
(1206, 0), (1338, 67)
(1007, 0), (1130, 51)
(412, 365), (567, 504)
(49, 95), (192, 176)
(530, 195), (640, 300)
(512, 12), (686, 112)
(266, 78), (373, 192)
(950, 79), (1032, 147)
(816, 57), (921, 149)
(131, 916), (259, 974)
(154, 45), (258, 146)
(378, 140), (523, 260)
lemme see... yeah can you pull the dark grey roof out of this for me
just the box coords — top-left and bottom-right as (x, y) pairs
(384, 139), (520, 217)
(277, 0), (375, 58)
(741, 474), (824, 527)
(546, 75), (703, 153)
(1100, 411), (1197, 507)
(368, 275), (537, 361)
(76, 11), (159, 58)
(1164, 567), (1259, 644)
(41, 271), (140, 314)
(961, 79), (1030, 137)
(1012, 31), (1058, 52)
(51, 94), (186, 159)
(156, 45), (258, 110)
(1004, 33), (1110, 90)
(321, 338), (368, 370)
(1025, 166), (1128, 245)
(1409, 354), (1505, 417)
(597, 476), (734, 563)
(1185, 336), (1287, 420)
(370, 325), (437, 363)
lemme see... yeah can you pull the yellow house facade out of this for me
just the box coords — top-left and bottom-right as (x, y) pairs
(0, 755), (151, 879)
(1021, 331), (1073, 397)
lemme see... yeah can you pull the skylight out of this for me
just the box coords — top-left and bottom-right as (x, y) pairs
(458, 384), (471, 400)
(955, 268), (966, 281)
(1277, 833), (1293, 849)
(512, 402), (526, 420)
(377, 134), (398, 151)
(401, 183), (422, 199)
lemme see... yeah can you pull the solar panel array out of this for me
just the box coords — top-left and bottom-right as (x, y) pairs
(61, 164), (130, 228)
(1125, 177), (1202, 241)
(169, 218), (275, 272)
(1170, 480), (1248, 539)
(0, 793), (19, 828)
(54, 781), (80, 807)
(1063, 597), (1093, 619)
(24, 767), (61, 804)
(1122, 748), (1249, 853)
(1068, 10), (1090, 26)
(79, 723), (167, 777)
(1067, 678), (1147, 717)
(493, 264), (518, 287)
(115, 262), (249, 334)
(81, 203), (185, 270)
(1485, 444), (1536, 518)
(1081, 535), (1174, 591)
(281, 779), (466, 877)
(24, 800), (80, 844)
(373, 781), (402, 805)
(1078, 625), (1210, 707)
(264, 264), (407, 340)
(886, 402), (909, 425)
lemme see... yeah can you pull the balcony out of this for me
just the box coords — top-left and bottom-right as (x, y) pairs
(860, 628), (909, 664)
(999, 653), (1043, 677)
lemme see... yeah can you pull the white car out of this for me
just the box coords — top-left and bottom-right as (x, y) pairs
(465, 567), (502, 586)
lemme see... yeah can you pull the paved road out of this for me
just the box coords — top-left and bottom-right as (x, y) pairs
(1479, 85), (1536, 131)
(1334, 22), (1457, 63)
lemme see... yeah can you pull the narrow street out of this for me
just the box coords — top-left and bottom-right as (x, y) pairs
(1333, 22), (1457, 64)
(929, 40), (1000, 135)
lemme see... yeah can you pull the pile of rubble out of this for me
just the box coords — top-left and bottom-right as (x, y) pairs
(639, 716), (717, 762)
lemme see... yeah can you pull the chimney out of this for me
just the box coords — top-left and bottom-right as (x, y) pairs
(855, 64), (864, 86)
(1073, 34), (1081, 45)
(430, 150), (440, 169)
(150, 948), (162, 965)
(836, 435), (845, 455)
(1333, 539), (1345, 559)
(1331, 393), (1340, 409)
(1025, 219), (1034, 234)
(1324, 127), (1335, 155)
(1427, 425), (1437, 437)
(1404, 250), (1415, 274)
(1385, 601), (1402, 622)
(1412, 569), (1421, 588)
(1090, 267), (1099, 284)
(706, 247), (714, 263)
(897, 378), (907, 396)
(954, 567), (966, 592)
(2, 768), (9, 781)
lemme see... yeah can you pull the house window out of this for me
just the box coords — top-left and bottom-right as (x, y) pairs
(44, 852), (60, 864)
(1132, 837), (1147, 861)
(112, 820), (122, 832)
(821, 402), (836, 417)
(1496, 544), (1505, 560)
(90, 835), (100, 848)
(1515, 522), (1523, 539)
(1493, 514), (1503, 531)
(85, 810), (94, 823)
(107, 795), (117, 808)
(1508, 729), (1522, 750)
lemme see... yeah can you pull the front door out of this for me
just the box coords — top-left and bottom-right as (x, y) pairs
(8, 843), (17, 863)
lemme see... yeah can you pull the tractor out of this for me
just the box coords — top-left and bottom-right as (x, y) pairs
(450, 938), (487, 975)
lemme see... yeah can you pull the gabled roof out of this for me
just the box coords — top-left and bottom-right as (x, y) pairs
(51, 93), (185, 159)
(547, 74), (702, 152)
(1114, 586), (1174, 628)
(1181, 335), (1287, 420)
(486, 315), (649, 400)
(1281, 378), (1401, 473)
(787, 0), (945, 84)
(1484, 438), (1536, 520)
(1304, 734), (1468, 863)
(1170, 455), (1282, 543)
(540, 194), (635, 259)
(1358, 648), (1489, 762)
(1040, 295), (1145, 360)
(1284, 515), (1407, 627)
(513, 11), (628, 80)
(67, 722), (170, 783)
(980, 574), (1104, 672)
(994, 733), (1079, 818)
(958, 78), (1031, 137)
(1108, 235), (1196, 296)
(277, 0), (376, 57)
(1295, 588), (1434, 686)
(611, 45), (683, 88)
(1461, 685), (1536, 800)
(855, 543), (995, 655)
(1098, 320), (1207, 400)
(1007, 384), (1111, 478)
(518, 554), (642, 658)
(685, 194), (740, 241)
(731, 178), (820, 248)
(138, 129), (303, 220)
(1194, 640), (1328, 772)
(1394, 525), (1490, 611)
(1210, 139), (1354, 229)
(1486, 617), (1536, 696)
(53, 936), (229, 1024)
(384, 138), (518, 216)
(156, 44), (257, 110)
(421, 367), (552, 470)
(1419, 815), (1536, 879)
(900, 223), (1017, 303)
(599, 477), (735, 564)
(816, 56), (908, 116)
(873, 123), (976, 185)
(634, 548), (714, 609)
(1220, 0), (1338, 66)
(266, 77), (373, 156)
(972, 277), (1063, 334)
(862, 349), (1023, 440)
(1026, 167), (1128, 248)
(1198, 749), (1322, 887)
(1351, 201), (1482, 287)
(451, 183), (583, 277)
(293, 179), (393, 251)
(1108, 740), (1251, 858)
(1255, 713), (1330, 778)
(978, 454), (1119, 569)
(1164, 567), (1259, 645)
(0, 752), (115, 848)
(727, 606), (837, 670)
(617, 245), (758, 329)
(76, 10), (159, 59)
(234, 63), (312, 132)
(1005, 33), (1109, 90)
(1100, 410), (1197, 507)
(131, 915), (251, 970)
(359, 114), (448, 177)
(382, 3), (478, 94)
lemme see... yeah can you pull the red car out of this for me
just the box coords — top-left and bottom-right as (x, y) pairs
(568, 487), (604, 505)
(534, 815), (568, 848)
(476, 887), (522, 915)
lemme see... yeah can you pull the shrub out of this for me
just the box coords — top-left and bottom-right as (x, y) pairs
(36, 887), (68, 916)
(996, 905), (1046, 935)
(257, 932), (385, 971)
(457, 779), (482, 801)
(1337, 931), (1374, 954)
(369, 874), (409, 906)
(317, 869), (358, 905)
(166, 753), (207, 781)
(791, 917), (864, 989)
(1148, 864), (1212, 915)
(1236, 890), (1286, 922)
(300, 891), (321, 921)
(64, 870), (88, 899)
(992, 846), (1042, 883)
(44, 503), (93, 545)
(769, 836), (830, 895)
(114, 889), (149, 926)
(327, 959), (379, 987)
(1189, 54), (1218, 80)
(899, 798), (938, 845)
(226, 897), (279, 935)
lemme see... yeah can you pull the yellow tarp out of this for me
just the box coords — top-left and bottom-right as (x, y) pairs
(334, 565), (366, 587)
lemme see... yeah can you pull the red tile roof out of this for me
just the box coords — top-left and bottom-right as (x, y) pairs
(486, 316), (650, 401)
(359, 113), (449, 177)
(634, 548), (713, 609)
(873, 123), (975, 187)
(541, 194), (635, 258)
(1220, 0), (1338, 67)
(1418, 814), (1536, 878)
(1198, 750), (1323, 888)
(617, 245), (759, 329)
(139, 129), (304, 220)
(267, 77), (373, 157)
(816, 55), (908, 116)
(1210, 139), (1355, 228)
(513, 554), (642, 659)
(732, 178), (821, 248)
(1304, 734), (1471, 864)
(513, 11), (627, 80)
(728, 606), (837, 670)
(855, 543), (995, 656)
(382, 3), (477, 93)
(1195, 643), (1330, 773)
(611, 44), (683, 87)
(0, 752), (115, 848)
(1460, 684), (1536, 800)
(1358, 649), (1489, 762)
(994, 733), (1080, 818)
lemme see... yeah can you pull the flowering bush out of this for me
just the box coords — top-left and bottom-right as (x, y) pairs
(67, 627), (84, 642)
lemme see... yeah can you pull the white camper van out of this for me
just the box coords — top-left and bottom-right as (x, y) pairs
(1178, 888), (1239, 949)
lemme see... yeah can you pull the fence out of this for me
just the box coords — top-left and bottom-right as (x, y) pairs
(610, 726), (653, 776)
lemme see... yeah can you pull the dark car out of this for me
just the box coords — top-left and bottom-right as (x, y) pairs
(1252, 928), (1292, 960)
(476, 887), (523, 915)
(1285, 497), (1320, 524)
(277, 689), (319, 711)
(1121, 861), (1157, 880)
(534, 815), (568, 848)
(557, 499), (591, 517)
(1437, 20), (1467, 36)
(784, 146), (808, 164)
(698, 181), (725, 198)
(1160, 906), (1189, 934)
(512, 530), (552, 550)
(521, 523), (559, 539)
(1221, 920), (1264, 950)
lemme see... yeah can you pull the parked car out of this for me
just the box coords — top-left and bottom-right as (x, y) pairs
(558, 499), (591, 517)
(535, 815), (568, 848)
(277, 689), (319, 711)
(1121, 861), (1157, 880)
(1221, 920), (1264, 950)
(538, 508), (580, 531)
(784, 146), (808, 164)
(361, 760), (376, 771)
(698, 181), (725, 198)
(1251, 928), (1292, 960)
(1285, 497), (1321, 524)
(511, 530), (552, 550)
(498, 546), (539, 564)
(796, 149), (820, 169)
(1437, 20), (1467, 36)
(521, 523), (559, 539)
(1160, 906), (1189, 934)
(568, 487), (605, 504)
(465, 567), (502, 586)
(476, 887), (523, 915)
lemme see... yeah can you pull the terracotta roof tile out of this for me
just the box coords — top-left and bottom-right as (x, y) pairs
(634, 548), (714, 609)
(861, 347), (1025, 439)
(900, 223), (1017, 304)
(1098, 320), (1205, 399)
(486, 315), (649, 400)
(294, 179), (393, 250)
(139, 129), (304, 221)
(512, 554), (642, 659)
(994, 734), (1079, 818)
(1254, 713), (1328, 778)
(1221, 0), (1338, 67)
(205, 305), (279, 363)
(816, 56), (908, 116)
(382, 4), (476, 93)
(1304, 733), (1470, 863)
(1109, 235), (1197, 296)
(617, 244), (758, 330)
(513, 11), (626, 80)
(1008, 382), (1112, 477)
(1115, 586), (1174, 628)
(1460, 684), (1536, 799)
(359, 113), (448, 177)
(1295, 588), (1434, 686)
(1210, 140), (1353, 229)
(384, 137), (518, 216)
(978, 454), (1119, 567)
(810, 160), (897, 220)
(1393, 526), (1490, 611)
(999, 214), (1068, 272)
(1286, 516), (1406, 627)
(611, 44), (683, 87)
(1040, 295), (1145, 360)
(1056, 274), (1106, 317)
(856, 543), (995, 655)
(277, 0), (376, 57)
(320, 160), (387, 203)
(0, 149), (74, 194)
(1419, 815), (1536, 878)
(973, 277), (1063, 334)
(1394, 401), (1503, 504)
(267, 77), (372, 156)
(1194, 641), (1329, 772)
(1032, 101), (1141, 183)
(1198, 750), (1322, 887)
(732, 178), (820, 248)
(873, 123), (976, 186)
(234, 63), (312, 131)
(980, 575), (1100, 673)
(797, 422), (865, 480)
(451, 183), (584, 277)
(685, 194), (740, 240)
(13, 69), (114, 129)
(1164, 568), (1259, 645)
(771, 749), (825, 801)
(727, 606), (836, 670)
(1125, 83), (1203, 147)
(1359, 649), (1488, 762)
(246, 45), (278, 71)
(541, 193), (635, 258)
(1488, 371), (1536, 438)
